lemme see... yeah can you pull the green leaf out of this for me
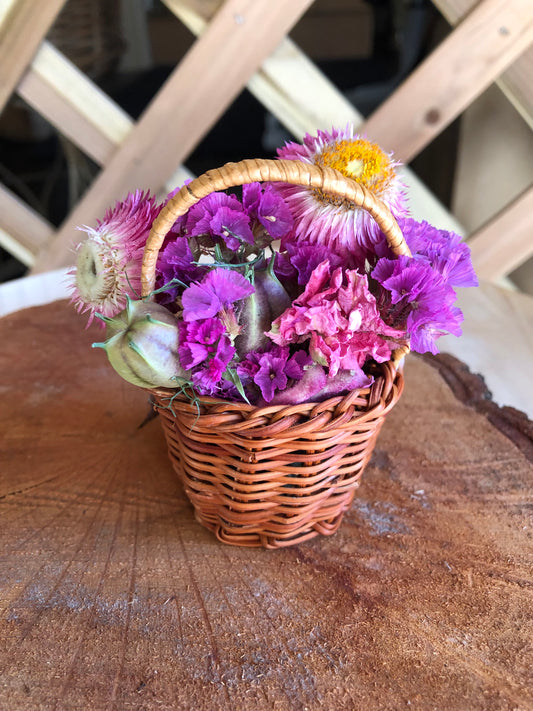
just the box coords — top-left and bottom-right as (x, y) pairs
(224, 368), (251, 405)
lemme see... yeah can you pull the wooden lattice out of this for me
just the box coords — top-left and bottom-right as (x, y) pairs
(0, 0), (532, 281)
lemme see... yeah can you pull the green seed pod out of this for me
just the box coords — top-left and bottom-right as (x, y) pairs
(236, 256), (292, 356)
(93, 299), (188, 389)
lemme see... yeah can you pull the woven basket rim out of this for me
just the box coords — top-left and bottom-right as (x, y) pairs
(141, 158), (411, 298)
(151, 360), (400, 418)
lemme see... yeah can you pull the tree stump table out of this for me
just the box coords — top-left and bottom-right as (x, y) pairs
(1, 302), (532, 710)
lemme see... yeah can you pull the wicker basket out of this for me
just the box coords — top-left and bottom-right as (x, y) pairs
(142, 159), (410, 548)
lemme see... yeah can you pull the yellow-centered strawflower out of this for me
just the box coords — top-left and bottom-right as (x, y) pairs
(275, 125), (408, 259)
(69, 191), (160, 326)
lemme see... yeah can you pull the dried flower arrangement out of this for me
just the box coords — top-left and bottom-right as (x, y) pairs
(68, 126), (480, 547)
(70, 126), (477, 407)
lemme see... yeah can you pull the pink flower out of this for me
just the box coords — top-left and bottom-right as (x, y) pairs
(269, 261), (405, 376)
(178, 317), (236, 396)
(275, 125), (408, 261)
(69, 191), (160, 325)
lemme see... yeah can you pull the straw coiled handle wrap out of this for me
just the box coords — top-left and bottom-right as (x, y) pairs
(141, 158), (411, 297)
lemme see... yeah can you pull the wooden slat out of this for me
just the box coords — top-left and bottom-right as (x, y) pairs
(17, 0), (461, 240)
(467, 186), (533, 281)
(163, 0), (223, 33)
(0, 0), (67, 112)
(0, 185), (53, 266)
(16, 41), (194, 193)
(33, 0), (314, 272)
(432, 0), (533, 127)
(17, 42), (133, 166)
(498, 48), (533, 128)
(165, 0), (465, 234)
(247, 40), (355, 137)
(165, 0), (361, 137)
(361, 0), (533, 162)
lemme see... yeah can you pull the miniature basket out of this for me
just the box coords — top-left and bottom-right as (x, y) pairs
(142, 159), (410, 548)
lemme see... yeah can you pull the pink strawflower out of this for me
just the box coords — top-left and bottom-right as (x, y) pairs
(275, 125), (408, 261)
(69, 191), (160, 325)
(269, 260), (406, 377)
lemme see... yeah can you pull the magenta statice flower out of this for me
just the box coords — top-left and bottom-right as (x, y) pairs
(186, 193), (254, 249)
(191, 356), (231, 396)
(372, 255), (463, 354)
(70, 190), (161, 325)
(284, 239), (345, 285)
(155, 237), (204, 305)
(242, 183), (294, 240)
(178, 318), (227, 368)
(275, 125), (408, 261)
(269, 260), (405, 377)
(178, 317), (235, 396)
(181, 268), (254, 322)
(237, 345), (310, 403)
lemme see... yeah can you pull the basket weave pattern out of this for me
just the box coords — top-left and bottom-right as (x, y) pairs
(143, 159), (409, 548)
(153, 362), (403, 548)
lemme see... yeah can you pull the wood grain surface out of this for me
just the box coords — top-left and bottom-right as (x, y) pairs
(1, 302), (532, 710)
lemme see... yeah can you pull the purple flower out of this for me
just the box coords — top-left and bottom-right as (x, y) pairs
(208, 207), (254, 250)
(181, 268), (254, 322)
(284, 349), (310, 379)
(402, 218), (478, 288)
(178, 317), (236, 396)
(408, 305), (463, 354)
(255, 353), (290, 402)
(271, 250), (298, 284)
(155, 237), (203, 305)
(371, 218), (478, 290)
(191, 357), (229, 395)
(186, 193), (254, 249)
(237, 345), (311, 403)
(372, 255), (464, 354)
(178, 318), (226, 368)
(284, 239), (345, 285)
(243, 183), (294, 240)
(373, 256), (454, 307)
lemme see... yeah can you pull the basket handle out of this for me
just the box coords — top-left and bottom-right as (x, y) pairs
(141, 158), (411, 297)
